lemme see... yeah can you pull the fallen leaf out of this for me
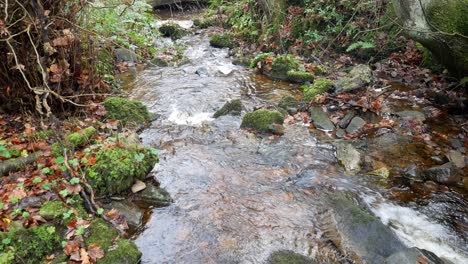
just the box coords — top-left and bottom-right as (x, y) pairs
(81, 248), (90, 264)
(88, 244), (104, 261)
(63, 240), (80, 255)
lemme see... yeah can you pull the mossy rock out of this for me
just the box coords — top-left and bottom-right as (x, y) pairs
(97, 239), (141, 264)
(67, 127), (96, 148)
(287, 70), (315, 83)
(158, 23), (186, 40)
(85, 145), (158, 195)
(39, 201), (68, 220)
(241, 109), (284, 133)
(269, 55), (300, 80)
(0, 225), (61, 264)
(85, 218), (119, 250)
(250, 53), (273, 68)
(268, 250), (316, 264)
(209, 33), (234, 48)
(193, 18), (214, 29)
(278, 95), (299, 110)
(302, 78), (333, 101)
(102, 97), (152, 127)
(213, 99), (243, 118)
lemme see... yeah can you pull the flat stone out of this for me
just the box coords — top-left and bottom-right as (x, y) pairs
(309, 106), (335, 132)
(336, 128), (346, 138)
(217, 65), (234, 76)
(108, 200), (143, 227)
(446, 150), (465, 168)
(423, 162), (461, 185)
(334, 64), (373, 93)
(335, 143), (361, 173)
(131, 180), (146, 193)
(395, 110), (426, 122)
(338, 110), (355, 128)
(135, 184), (172, 205)
(383, 247), (445, 264)
(345, 116), (366, 134)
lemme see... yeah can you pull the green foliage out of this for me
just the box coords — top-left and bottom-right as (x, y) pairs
(85, 145), (158, 195)
(39, 201), (68, 220)
(159, 23), (187, 40)
(67, 127), (97, 149)
(346, 41), (376, 52)
(270, 54), (300, 80)
(241, 109), (284, 132)
(102, 97), (152, 127)
(302, 78), (333, 101)
(85, 219), (119, 250)
(0, 225), (61, 264)
(209, 33), (235, 48)
(250, 53), (273, 68)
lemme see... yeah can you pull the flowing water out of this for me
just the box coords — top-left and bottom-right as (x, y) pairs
(124, 12), (468, 264)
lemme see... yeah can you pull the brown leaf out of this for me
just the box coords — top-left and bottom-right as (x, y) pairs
(63, 240), (80, 255)
(81, 248), (90, 264)
(88, 244), (105, 261)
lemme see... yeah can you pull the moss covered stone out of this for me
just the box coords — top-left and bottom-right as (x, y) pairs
(278, 95), (299, 110)
(85, 218), (119, 250)
(67, 127), (96, 148)
(287, 70), (315, 83)
(270, 55), (300, 80)
(97, 239), (141, 264)
(303, 78), (333, 101)
(158, 23), (186, 40)
(241, 109), (284, 132)
(85, 145), (158, 195)
(102, 97), (152, 127)
(209, 33), (235, 49)
(213, 99), (243, 118)
(193, 18), (214, 29)
(39, 201), (68, 220)
(0, 225), (61, 264)
(268, 250), (316, 264)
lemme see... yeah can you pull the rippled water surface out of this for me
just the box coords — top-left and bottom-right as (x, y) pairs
(124, 13), (467, 264)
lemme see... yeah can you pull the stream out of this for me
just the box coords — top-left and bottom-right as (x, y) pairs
(123, 11), (467, 264)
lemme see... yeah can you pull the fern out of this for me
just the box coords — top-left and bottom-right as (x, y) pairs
(346, 41), (375, 52)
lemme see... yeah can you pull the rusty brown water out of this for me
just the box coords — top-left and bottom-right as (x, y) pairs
(124, 13), (468, 264)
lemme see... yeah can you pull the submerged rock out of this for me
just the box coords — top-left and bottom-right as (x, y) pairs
(335, 143), (361, 173)
(134, 184), (172, 206)
(334, 64), (373, 93)
(309, 106), (335, 131)
(323, 194), (406, 263)
(395, 110), (426, 122)
(240, 109), (284, 133)
(383, 247), (446, 264)
(213, 99), (243, 118)
(268, 250), (316, 264)
(423, 162), (461, 185)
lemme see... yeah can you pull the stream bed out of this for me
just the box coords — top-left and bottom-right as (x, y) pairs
(122, 11), (467, 264)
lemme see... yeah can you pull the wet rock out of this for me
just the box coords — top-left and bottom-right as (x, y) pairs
(395, 110), (426, 122)
(324, 194), (406, 263)
(150, 57), (170, 67)
(309, 106), (335, 132)
(107, 200), (143, 227)
(345, 116), (366, 134)
(268, 250), (316, 264)
(217, 65), (234, 76)
(213, 99), (243, 118)
(336, 129), (346, 138)
(338, 110), (355, 129)
(195, 67), (209, 77)
(464, 177), (468, 191)
(134, 185), (172, 206)
(403, 164), (420, 178)
(268, 124), (285, 135)
(19, 196), (42, 209)
(159, 22), (186, 40)
(446, 150), (465, 168)
(334, 64), (373, 94)
(335, 143), (361, 173)
(131, 180), (146, 193)
(209, 33), (234, 49)
(431, 156), (448, 165)
(366, 167), (390, 179)
(240, 109), (284, 133)
(115, 48), (137, 63)
(278, 95), (299, 111)
(423, 162), (461, 185)
(286, 107), (298, 115)
(383, 247), (445, 264)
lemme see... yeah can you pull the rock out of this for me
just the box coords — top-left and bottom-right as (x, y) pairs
(278, 95), (299, 110)
(268, 124), (285, 135)
(240, 109), (284, 133)
(383, 247), (445, 264)
(114, 48), (137, 63)
(338, 110), (355, 129)
(423, 162), (461, 185)
(195, 67), (209, 77)
(217, 65), (234, 76)
(97, 239), (142, 264)
(345, 116), (366, 134)
(324, 194), (406, 263)
(335, 143), (361, 173)
(213, 99), (243, 118)
(108, 200), (143, 227)
(336, 128), (346, 138)
(131, 180), (146, 193)
(446, 150), (465, 168)
(334, 64), (373, 93)
(209, 33), (234, 48)
(19, 196), (42, 209)
(395, 110), (426, 122)
(302, 78), (334, 101)
(403, 164), (420, 178)
(366, 167), (390, 178)
(309, 106), (335, 132)
(134, 184), (172, 205)
(286, 70), (315, 83)
(159, 22), (186, 40)
(286, 107), (298, 115)
(39, 200), (68, 220)
(268, 250), (316, 264)
(150, 57), (170, 67)
(102, 97), (152, 127)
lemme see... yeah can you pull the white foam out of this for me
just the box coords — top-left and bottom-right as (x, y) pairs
(168, 108), (213, 126)
(363, 195), (468, 263)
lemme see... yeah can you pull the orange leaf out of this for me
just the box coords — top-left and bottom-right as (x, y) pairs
(81, 248), (90, 264)
(88, 244), (104, 261)
(63, 241), (80, 255)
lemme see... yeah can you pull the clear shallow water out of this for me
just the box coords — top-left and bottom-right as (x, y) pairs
(126, 16), (467, 264)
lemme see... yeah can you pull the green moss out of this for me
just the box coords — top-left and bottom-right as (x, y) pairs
(85, 219), (119, 250)
(0, 225), (61, 264)
(427, 0), (468, 35)
(303, 78), (333, 101)
(193, 18), (214, 29)
(85, 145), (158, 195)
(102, 97), (152, 127)
(209, 33), (235, 48)
(97, 239), (141, 264)
(270, 55), (300, 80)
(39, 201), (68, 220)
(268, 250), (315, 264)
(213, 99), (243, 118)
(158, 23), (186, 40)
(250, 53), (273, 68)
(240, 109), (284, 132)
(278, 95), (299, 110)
(287, 70), (315, 83)
(67, 127), (96, 148)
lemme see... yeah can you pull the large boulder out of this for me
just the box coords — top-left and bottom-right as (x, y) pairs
(392, 0), (468, 77)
